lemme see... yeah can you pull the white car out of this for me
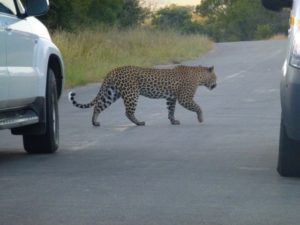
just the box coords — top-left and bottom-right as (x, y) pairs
(0, 0), (64, 153)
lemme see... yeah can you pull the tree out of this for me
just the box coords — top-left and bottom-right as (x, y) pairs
(41, 0), (124, 30)
(118, 0), (149, 28)
(196, 0), (289, 41)
(88, 0), (123, 25)
(152, 5), (193, 31)
(40, 0), (74, 30)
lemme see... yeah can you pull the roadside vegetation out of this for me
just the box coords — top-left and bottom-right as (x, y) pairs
(42, 0), (289, 87)
(53, 28), (212, 87)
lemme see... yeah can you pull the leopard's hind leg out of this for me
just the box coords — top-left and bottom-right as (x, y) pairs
(92, 86), (121, 126)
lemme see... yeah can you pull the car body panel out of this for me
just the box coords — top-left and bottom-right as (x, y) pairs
(281, 0), (300, 140)
(0, 0), (63, 131)
(0, 12), (63, 110)
(3, 14), (38, 108)
(35, 38), (64, 97)
(0, 17), (8, 108)
(281, 65), (300, 139)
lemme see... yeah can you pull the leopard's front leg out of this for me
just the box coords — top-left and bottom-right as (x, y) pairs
(166, 97), (180, 125)
(178, 96), (203, 123)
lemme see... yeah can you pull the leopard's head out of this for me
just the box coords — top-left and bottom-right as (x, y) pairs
(188, 65), (217, 90)
(201, 66), (217, 90)
(175, 65), (217, 90)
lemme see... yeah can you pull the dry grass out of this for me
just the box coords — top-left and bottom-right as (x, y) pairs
(52, 28), (213, 88)
(270, 33), (287, 40)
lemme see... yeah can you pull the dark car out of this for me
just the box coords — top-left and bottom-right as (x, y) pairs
(262, 0), (300, 177)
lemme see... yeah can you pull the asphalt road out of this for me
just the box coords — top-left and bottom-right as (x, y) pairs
(1, 40), (300, 225)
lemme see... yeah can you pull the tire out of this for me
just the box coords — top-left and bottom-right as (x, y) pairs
(277, 117), (300, 177)
(23, 68), (59, 154)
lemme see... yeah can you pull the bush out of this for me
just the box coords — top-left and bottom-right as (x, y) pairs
(255, 24), (273, 40)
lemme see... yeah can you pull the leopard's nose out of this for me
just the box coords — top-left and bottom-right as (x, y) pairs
(210, 84), (216, 89)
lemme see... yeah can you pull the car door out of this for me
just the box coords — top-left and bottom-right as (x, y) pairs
(0, 3), (9, 109)
(5, 16), (38, 107)
(0, 0), (38, 108)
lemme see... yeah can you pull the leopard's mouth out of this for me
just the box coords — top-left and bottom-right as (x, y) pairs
(210, 84), (217, 90)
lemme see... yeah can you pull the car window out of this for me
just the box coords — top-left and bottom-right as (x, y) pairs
(0, 0), (16, 15)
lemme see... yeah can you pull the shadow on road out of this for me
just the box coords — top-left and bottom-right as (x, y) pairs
(0, 150), (28, 163)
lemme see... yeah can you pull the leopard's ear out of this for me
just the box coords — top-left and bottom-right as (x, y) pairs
(208, 66), (214, 72)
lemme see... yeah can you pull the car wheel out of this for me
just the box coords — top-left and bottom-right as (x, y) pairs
(277, 117), (300, 177)
(23, 68), (59, 154)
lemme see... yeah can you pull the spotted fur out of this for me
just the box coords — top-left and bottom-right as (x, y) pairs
(68, 65), (217, 126)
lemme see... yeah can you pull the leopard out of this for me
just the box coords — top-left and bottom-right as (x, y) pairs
(68, 65), (217, 126)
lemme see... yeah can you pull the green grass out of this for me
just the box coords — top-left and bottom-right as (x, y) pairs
(52, 28), (213, 88)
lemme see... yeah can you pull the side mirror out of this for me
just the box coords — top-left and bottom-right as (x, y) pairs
(25, 0), (49, 16)
(261, 0), (293, 11)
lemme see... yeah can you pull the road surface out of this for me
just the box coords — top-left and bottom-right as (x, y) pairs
(1, 40), (300, 225)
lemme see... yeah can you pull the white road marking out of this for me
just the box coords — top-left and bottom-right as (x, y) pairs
(254, 89), (279, 94)
(244, 98), (256, 103)
(238, 166), (270, 171)
(224, 70), (246, 80)
(70, 140), (99, 151)
(113, 125), (132, 132)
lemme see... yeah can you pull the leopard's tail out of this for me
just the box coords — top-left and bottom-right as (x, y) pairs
(68, 92), (96, 109)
